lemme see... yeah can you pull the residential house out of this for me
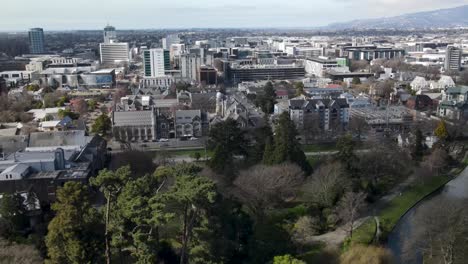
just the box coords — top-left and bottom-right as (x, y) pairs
(438, 86), (468, 120)
(289, 98), (349, 131)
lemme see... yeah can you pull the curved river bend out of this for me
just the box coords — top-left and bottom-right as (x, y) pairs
(387, 166), (468, 263)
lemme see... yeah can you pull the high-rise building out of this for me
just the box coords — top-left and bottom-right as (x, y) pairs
(142, 49), (171, 77)
(162, 34), (181, 50)
(100, 43), (130, 65)
(103, 25), (117, 44)
(445, 46), (462, 71)
(99, 25), (130, 65)
(28, 28), (45, 54)
(180, 53), (202, 82)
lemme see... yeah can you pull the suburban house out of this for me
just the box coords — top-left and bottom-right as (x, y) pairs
(438, 86), (468, 120)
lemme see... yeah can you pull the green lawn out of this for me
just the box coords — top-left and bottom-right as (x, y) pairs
(347, 218), (377, 247)
(153, 148), (213, 158)
(378, 175), (450, 237)
(302, 144), (337, 153)
(346, 175), (451, 247)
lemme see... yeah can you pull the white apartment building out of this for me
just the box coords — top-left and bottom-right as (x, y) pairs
(100, 42), (130, 65)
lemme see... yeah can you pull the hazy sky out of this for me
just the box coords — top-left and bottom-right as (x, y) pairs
(1, 0), (468, 30)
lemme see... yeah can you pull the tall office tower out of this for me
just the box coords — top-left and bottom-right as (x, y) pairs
(103, 25), (117, 44)
(100, 42), (130, 65)
(28, 28), (45, 54)
(142, 48), (171, 77)
(445, 46), (462, 71)
(162, 34), (181, 50)
(180, 53), (202, 82)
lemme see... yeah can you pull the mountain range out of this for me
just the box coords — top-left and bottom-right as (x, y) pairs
(326, 5), (468, 30)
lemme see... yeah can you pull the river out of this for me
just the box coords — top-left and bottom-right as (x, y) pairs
(387, 166), (468, 263)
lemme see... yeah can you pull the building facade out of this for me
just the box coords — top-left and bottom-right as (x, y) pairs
(100, 42), (130, 65)
(143, 48), (170, 77)
(289, 99), (350, 131)
(445, 46), (462, 71)
(29, 28), (45, 54)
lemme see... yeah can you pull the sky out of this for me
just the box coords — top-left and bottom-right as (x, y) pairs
(1, 0), (468, 31)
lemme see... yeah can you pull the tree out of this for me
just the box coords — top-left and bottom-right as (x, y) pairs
(45, 182), (104, 264)
(58, 108), (80, 120)
(112, 88), (128, 104)
(336, 134), (356, 172)
(71, 98), (88, 116)
(233, 163), (304, 221)
(434, 120), (449, 141)
(112, 168), (171, 263)
(350, 60), (369, 72)
(158, 170), (216, 264)
(302, 162), (348, 209)
(0, 193), (27, 239)
(291, 216), (320, 249)
(424, 147), (448, 176)
(348, 116), (369, 141)
(294, 82), (305, 97)
(87, 99), (97, 111)
(341, 245), (394, 264)
(208, 118), (247, 175)
(273, 254), (306, 264)
(352, 77), (361, 85)
(256, 81), (276, 114)
(191, 152), (201, 162)
(90, 166), (132, 264)
(404, 198), (468, 264)
(92, 113), (112, 136)
(336, 192), (366, 238)
(411, 129), (424, 160)
(268, 112), (311, 173)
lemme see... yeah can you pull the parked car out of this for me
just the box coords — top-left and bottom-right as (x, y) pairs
(189, 137), (198, 141)
(159, 138), (169, 142)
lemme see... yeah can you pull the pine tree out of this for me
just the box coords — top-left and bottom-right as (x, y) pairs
(272, 113), (311, 173)
(45, 182), (104, 264)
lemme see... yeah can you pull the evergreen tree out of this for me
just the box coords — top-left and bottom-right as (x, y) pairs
(158, 171), (217, 264)
(294, 82), (305, 97)
(412, 129), (424, 160)
(92, 113), (112, 136)
(256, 82), (277, 114)
(0, 193), (28, 239)
(271, 112), (311, 173)
(336, 134), (357, 172)
(113, 168), (171, 263)
(90, 166), (132, 264)
(262, 136), (276, 165)
(45, 182), (104, 264)
(208, 118), (247, 175)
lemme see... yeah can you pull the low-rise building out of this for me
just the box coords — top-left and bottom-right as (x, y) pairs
(289, 98), (349, 130)
(438, 86), (468, 120)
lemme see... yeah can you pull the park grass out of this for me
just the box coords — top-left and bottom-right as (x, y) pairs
(348, 218), (377, 246)
(378, 175), (450, 237)
(153, 148), (213, 158)
(302, 143), (337, 153)
(346, 175), (451, 247)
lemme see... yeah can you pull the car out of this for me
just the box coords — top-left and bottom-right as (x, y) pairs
(159, 138), (169, 142)
(189, 137), (198, 141)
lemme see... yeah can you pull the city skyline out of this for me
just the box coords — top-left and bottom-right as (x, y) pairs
(2, 0), (468, 31)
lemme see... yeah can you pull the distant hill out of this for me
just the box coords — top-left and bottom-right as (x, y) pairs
(327, 5), (468, 30)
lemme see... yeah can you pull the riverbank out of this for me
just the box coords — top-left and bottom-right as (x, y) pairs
(349, 166), (462, 247)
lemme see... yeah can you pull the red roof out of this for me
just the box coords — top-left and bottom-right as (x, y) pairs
(276, 90), (289, 96)
(326, 84), (342, 89)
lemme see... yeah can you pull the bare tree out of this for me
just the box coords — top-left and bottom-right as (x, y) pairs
(302, 162), (348, 208)
(336, 192), (366, 238)
(403, 198), (468, 264)
(233, 163), (304, 221)
(424, 147), (448, 176)
(303, 111), (321, 143)
(348, 116), (369, 141)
